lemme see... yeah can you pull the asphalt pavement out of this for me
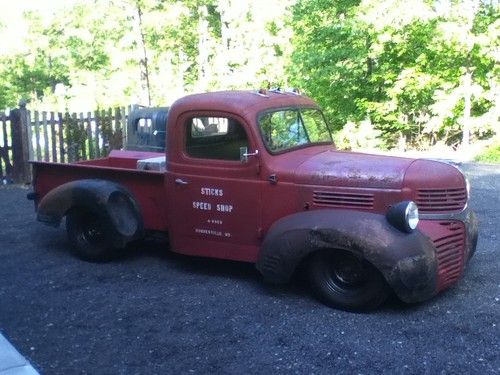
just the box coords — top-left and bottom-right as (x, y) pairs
(0, 163), (498, 374)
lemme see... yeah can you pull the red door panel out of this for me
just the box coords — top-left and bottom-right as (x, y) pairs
(167, 111), (263, 262)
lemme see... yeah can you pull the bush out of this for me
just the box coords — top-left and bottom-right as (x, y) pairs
(334, 120), (384, 151)
(475, 143), (500, 163)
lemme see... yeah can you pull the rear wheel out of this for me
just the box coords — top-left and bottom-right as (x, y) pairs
(66, 210), (116, 262)
(308, 250), (389, 312)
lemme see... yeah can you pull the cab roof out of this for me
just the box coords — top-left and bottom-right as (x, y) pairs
(169, 90), (319, 120)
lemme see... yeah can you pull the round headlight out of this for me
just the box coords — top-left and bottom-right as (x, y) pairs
(386, 200), (419, 233)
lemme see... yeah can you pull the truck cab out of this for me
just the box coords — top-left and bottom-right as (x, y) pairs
(30, 90), (479, 311)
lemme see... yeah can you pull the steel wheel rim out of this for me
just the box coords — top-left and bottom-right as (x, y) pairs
(79, 216), (104, 245)
(325, 253), (368, 291)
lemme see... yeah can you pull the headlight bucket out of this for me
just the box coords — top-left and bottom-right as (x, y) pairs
(386, 200), (419, 233)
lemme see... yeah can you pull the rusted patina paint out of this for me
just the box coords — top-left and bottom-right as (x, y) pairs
(257, 209), (440, 303)
(36, 179), (143, 248)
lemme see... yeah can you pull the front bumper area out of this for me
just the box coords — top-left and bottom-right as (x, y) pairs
(465, 209), (479, 261)
(386, 253), (439, 304)
(389, 208), (478, 303)
(419, 209), (478, 291)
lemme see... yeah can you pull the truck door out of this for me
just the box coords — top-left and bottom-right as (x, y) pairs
(167, 111), (263, 262)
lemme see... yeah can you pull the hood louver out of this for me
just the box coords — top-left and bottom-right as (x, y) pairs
(313, 190), (374, 209)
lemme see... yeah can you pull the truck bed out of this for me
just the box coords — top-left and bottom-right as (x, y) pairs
(32, 150), (167, 231)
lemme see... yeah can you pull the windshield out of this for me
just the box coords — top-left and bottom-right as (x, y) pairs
(258, 108), (332, 153)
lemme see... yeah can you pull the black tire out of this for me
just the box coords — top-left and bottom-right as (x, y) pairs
(66, 209), (116, 262)
(308, 250), (390, 312)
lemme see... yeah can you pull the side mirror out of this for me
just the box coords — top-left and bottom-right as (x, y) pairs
(240, 147), (259, 163)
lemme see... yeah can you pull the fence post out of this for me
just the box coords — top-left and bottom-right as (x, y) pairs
(11, 100), (31, 184)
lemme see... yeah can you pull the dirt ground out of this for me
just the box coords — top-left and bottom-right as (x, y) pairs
(0, 163), (498, 374)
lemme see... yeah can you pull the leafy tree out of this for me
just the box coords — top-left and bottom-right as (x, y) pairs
(0, 51), (70, 108)
(288, 0), (370, 130)
(288, 0), (499, 149)
(2, 0), (495, 153)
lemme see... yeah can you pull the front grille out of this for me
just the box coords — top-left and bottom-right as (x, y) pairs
(313, 191), (374, 209)
(416, 188), (467, 213)
(433, 221), (466, 291)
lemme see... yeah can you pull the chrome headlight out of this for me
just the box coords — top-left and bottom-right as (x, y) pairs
(386, 200), (419, 233)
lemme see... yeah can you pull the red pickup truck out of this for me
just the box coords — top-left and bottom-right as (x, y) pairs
(29, 90), (478, 311)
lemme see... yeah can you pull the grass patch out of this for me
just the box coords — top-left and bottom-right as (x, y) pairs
(475, 143), (500, 163)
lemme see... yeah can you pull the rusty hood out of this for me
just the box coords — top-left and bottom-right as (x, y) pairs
(292, 149), (415, 189)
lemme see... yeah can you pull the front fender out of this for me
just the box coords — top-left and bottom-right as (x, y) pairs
(256, 209), (439, 303)
(37, 179), (143, 245)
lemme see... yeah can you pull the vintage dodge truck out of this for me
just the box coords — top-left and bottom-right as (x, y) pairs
(28, 90), (478, 311)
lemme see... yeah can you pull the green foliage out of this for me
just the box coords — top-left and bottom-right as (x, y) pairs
(0, 0), (497, 153)
(288, 0), (369, 130)
(475, 142), (500, 163)
(64, 112), (87, 162)
(97, 109), (123, 154)
(288, 0), (499, 149)
(0, 0), (293, 109)
(334, 119), (384, 150)
(63, 109), (124, 162)
(0, 52), (70, 108)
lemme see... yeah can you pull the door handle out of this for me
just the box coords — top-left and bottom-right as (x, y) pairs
(175, 178), (188, 185)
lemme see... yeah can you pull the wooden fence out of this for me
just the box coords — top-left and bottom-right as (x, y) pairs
(0, 103), (135, 184)
(0, 111), (13, 182)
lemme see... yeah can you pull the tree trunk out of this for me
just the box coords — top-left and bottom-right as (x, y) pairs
(462, 70), (472, 147)
(135, 1), (152, 106)
(197, 5), (210, 91)
(461, 0), (479, 148)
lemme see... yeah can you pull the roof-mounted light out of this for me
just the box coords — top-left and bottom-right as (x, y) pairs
(255, 88), (269, 97)
(269, 87), (285, 94)
(285, 87), (301, 95)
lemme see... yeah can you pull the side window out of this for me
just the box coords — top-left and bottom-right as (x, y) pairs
(185, 116), (249, 161)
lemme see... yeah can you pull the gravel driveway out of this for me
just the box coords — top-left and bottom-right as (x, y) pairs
(0, 163), (498, 374)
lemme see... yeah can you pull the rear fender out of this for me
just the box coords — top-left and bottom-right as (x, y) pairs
(256, 209), (438, 303)
(37, 179), (143, 247)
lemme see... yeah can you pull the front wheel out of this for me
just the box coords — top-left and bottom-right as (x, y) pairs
(308, 250), (390, 312)
(66, 210), (116, 262)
